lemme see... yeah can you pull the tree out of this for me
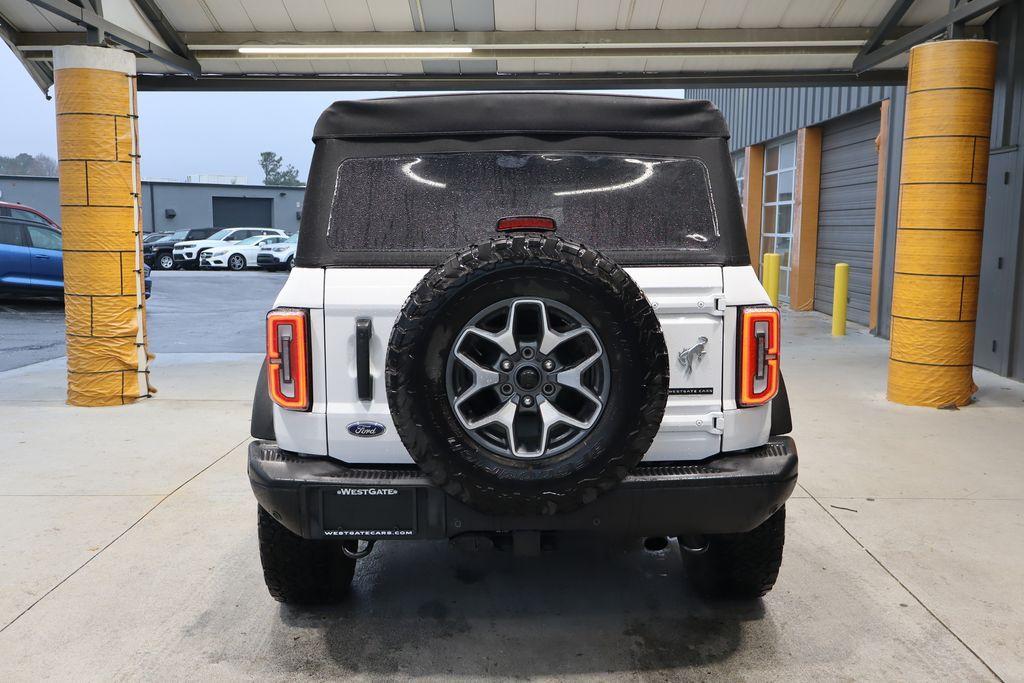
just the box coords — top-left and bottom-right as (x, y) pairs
(259, 151), (303, 186)
(0, 153), (58, 177)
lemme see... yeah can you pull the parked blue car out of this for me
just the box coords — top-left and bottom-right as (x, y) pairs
(0, 201), (151, 299)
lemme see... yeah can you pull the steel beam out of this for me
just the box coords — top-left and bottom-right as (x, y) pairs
(131, 0), (198, 67)
(0, 14), (53, 94)
(197, 45), (862, 60)
(177, 27), (903, 50)
(23, 0), (200, 75)
(853, 0), (1012, 72)
(19, 26), (934, 51)
(858, 0), (917, 58)
(16, 25), (982, 51)
(136, 69), (908, 92)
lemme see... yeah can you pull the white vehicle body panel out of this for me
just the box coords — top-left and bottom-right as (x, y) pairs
(271, 264), (776, 465)
(202, 237), (286, 268)
(174, 229), (287, 260)
(258, 241), (298, 267)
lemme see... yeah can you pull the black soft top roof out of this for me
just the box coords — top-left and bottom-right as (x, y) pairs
(312, 92), (729, 141)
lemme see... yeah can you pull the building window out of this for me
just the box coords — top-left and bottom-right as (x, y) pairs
(732, 151), (745, 203)
(761, 138), (796, 302)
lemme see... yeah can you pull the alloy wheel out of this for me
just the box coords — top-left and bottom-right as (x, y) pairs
(445, 297), (610, 459)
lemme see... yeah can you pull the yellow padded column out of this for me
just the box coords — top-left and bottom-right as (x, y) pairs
(888, 40), (996, 407)
(53, 46), (151, 406)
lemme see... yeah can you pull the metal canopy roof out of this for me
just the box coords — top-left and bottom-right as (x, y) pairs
(0, 0), (1002, 94)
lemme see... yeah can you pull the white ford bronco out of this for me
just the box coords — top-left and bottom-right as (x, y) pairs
(249, 93), (796, 604)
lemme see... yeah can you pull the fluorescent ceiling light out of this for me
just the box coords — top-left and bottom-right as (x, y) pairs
(238, 46), (472, 55)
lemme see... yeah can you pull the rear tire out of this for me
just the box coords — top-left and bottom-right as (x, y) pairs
(257, 506), (355, 604)
(680, 506), (786, 599)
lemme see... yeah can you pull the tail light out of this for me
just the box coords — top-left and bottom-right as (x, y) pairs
(267, 308), (310, 411)
(738, 306), (780, 407)
(496, 216), (556, 232)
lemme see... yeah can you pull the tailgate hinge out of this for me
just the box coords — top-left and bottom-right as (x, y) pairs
(707, 411), (725, 435)
(713, 293), (728, 314)
(711, 413), (725, 435)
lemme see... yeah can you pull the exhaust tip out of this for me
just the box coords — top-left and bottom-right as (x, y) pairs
(643, 536), (669, 552)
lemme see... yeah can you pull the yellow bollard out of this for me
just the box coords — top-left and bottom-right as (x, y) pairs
(832, 263), (849, 336)
(762, 253), (781, 307)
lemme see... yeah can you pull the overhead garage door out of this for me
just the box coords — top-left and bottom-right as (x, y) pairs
(212, 196), (273, 228)
(814, 105), (881, 326)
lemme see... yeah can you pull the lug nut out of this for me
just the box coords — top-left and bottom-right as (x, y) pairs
(500, 359), (514, 371)
(500, 383), (514, 396)
(542, 383), (555, 396)
(521, 347), (535, 359)
(521, 395), (535, 407)
(542, 359), (555, 371)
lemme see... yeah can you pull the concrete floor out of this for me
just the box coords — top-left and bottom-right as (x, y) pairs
(0, 311), (1021, 680)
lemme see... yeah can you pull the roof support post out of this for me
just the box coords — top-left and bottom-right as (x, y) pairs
(788, 127), (822, 312)
(52, 45), (152, 406)
(742, 145), (765, 276)
(947, 0), (967, 38)
(887, 39), (996, 407)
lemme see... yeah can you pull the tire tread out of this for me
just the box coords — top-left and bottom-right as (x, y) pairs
(385, 234), (668, 516)
(257, 506), (355, 604)
(682, 506), (786, 599)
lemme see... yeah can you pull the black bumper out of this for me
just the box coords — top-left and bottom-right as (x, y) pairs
(256, 254), (283, 267)
(249, 438), (798, 540)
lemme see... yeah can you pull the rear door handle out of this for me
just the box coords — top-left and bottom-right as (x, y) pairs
(33, 255), (51, 260)
(355, 318), (373, 401)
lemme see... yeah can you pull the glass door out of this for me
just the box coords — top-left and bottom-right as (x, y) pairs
(761, 138), (796, 303)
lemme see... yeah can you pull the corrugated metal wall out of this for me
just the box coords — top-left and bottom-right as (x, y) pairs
(975, 4), (1024, 379)
(688, 86), (905, 153)
(691, 84), (906, 338)
(814, 106), (882, 326)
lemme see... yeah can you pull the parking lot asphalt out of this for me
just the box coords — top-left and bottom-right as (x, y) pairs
(0, 298), (65, 372)
(0, 270), (287, 371)
(0, 278), (1021, 680)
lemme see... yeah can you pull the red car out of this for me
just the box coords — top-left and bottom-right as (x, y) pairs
(0, 200), (60, 229)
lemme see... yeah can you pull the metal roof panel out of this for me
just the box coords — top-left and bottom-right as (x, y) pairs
(494, 0), (536, 30)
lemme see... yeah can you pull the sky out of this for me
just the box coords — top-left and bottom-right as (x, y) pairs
(1, 45), (682, 184)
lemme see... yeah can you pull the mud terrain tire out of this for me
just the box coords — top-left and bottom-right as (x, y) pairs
(386, 233), (668, 516)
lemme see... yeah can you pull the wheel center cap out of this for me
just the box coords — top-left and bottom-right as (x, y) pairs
(515, 366), (541, 391)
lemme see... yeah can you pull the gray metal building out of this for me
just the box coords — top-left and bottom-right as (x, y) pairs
(0, 174), (304, 233)
(689, 6), (1024, 381)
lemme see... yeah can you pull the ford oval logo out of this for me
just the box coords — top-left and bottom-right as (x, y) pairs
(347, 421), (386, 438)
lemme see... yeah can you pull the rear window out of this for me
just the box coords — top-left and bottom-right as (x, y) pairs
(326, 152), (718, 255)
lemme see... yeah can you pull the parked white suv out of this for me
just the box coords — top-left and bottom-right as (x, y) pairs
(249, 94), (796, 605)
(256, 233), (297, 271)
(201, 234), (287, 271)
(173, 227), (286, 269)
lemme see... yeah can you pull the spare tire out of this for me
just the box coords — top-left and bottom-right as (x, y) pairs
(386, 233), (668, 516)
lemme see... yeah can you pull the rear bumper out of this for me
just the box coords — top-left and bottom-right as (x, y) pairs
(248, 438), (798, 540)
